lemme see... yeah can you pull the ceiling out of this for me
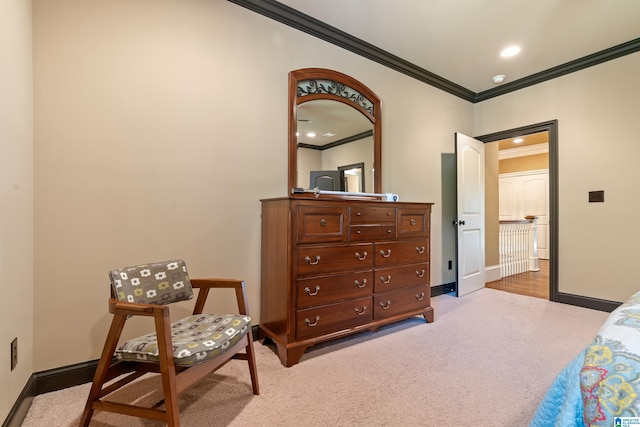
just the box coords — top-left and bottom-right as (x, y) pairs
(232, 0), (640, 99)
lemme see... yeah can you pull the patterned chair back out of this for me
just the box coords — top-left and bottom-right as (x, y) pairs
(110, 260), (194, 305)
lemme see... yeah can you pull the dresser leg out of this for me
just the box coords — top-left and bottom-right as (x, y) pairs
(274, 343), (308, 367)
(422, 307), (435, 323)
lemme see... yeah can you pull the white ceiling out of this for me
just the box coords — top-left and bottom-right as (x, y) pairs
(276, 0), (640, 93)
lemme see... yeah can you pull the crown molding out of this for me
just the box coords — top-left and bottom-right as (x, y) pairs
(475, 38), (640, 102)
(499, 142), (549, 160)
(228, 0), (640, 103)
(227, 0), (475, 102)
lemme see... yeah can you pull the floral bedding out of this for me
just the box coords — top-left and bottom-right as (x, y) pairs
(531, 292), (640, 426)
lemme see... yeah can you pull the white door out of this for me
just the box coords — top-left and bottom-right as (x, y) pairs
(456, 133), (485, 296)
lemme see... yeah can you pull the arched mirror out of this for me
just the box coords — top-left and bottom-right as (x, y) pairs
(288, 68), (382, 196)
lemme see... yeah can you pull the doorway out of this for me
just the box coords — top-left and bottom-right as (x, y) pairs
(486, 131), (549, 299)
(475, 120), (558, 302)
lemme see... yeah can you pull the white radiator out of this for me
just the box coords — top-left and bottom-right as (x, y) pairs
(499, 218), (540, 278)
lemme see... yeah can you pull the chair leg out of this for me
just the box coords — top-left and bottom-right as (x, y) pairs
(79, 314), (127, 427)
(160, 364), (181, 427)
(246, 335), (260, 395)
(155, 311), (181, 427)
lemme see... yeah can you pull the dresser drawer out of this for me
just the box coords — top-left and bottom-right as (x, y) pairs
(374, 262), (429, 293)
(398, 208), (429, 238)
(349, 225), (396, 241)
(297, 244), (373, 277)
(296, 297), (373, 340)
(297, 205), (347, 244)
(350, 206), (395, 223)
(297, 271), (373, 309)
(374, 286), (430, 320)
(374, 239), (429, 267)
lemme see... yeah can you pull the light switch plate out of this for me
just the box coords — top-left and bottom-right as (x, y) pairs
(589, 190), (604, 203)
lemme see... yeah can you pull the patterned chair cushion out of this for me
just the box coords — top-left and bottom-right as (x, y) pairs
(110, 260), (194, 305)
(115, 313), (252, 367)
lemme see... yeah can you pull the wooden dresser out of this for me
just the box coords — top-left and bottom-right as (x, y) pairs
(260, 197), (434, 367)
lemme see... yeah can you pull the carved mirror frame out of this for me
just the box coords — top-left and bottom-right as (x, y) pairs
(288, 68), (382, 196)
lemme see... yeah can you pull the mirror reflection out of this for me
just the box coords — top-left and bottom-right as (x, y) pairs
(296, 100), (374, 193)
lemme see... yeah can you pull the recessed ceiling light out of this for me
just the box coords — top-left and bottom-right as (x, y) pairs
(492, 75), (506, 84)
(322, 132), (337, 137)
(513, 138), (524, 144)
(500, 46), (521, 58)
(306, 132), (316, 138)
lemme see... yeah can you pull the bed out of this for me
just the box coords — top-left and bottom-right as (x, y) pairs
(531, 292), (640, 426)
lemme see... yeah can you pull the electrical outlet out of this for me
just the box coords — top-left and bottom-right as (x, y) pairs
(11, 338), (17, 371)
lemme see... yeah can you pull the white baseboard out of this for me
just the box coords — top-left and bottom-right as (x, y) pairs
(485, 264), (501, 283)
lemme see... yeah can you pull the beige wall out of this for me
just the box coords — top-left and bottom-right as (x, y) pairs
(31, 0), (472, 371)
(474, 51), (640, 302)
(500, 153), (549, 174)
(0, 0), (34, 421)
(484, 143), (500, 268)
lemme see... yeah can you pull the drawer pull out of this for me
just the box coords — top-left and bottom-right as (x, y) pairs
(416, 246), (426, 254)
(416, 269), (425, 278)
(320, 219), (327, 227)
(387, 229), (392, 233)
(354, 306), (368, 316)
(410, 218), (416, 226)
(380, 275), (391, 284)
(355, 211), (362, 216)
(304, 286), (320, 296)
(354, 278), (367, 288)
(304, 255), (321, 265)
(356, 230), (361, 234)
(305, 316), (320, 327)
(416, 292), (425, 301)
(380, 300), (391, 310)
(355, 251), (368, 261)
(380, 249), (392, 258)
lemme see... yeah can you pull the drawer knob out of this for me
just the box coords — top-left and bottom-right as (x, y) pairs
(304, 286), (320, 296)
(320, 219), (327, 227)
(304, 316), (320, 327)
(416, 246), (425, 254)
(415, 292), (425, 301)
(380, 249), (392, 258)
(354, 306), (368, 316)
(416, 269), (425, 278)
(304, 255), (321, 265)
(380, 300), (391, 310)
(410, 218), (416, 226)
(355, 251), (368, 261)
(355, 211), (362, 216)
(354, 278), (367, 288)
(380, 275), (391, 284)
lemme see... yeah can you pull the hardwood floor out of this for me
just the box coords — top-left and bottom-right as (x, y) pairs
(485, 259), (549, 299)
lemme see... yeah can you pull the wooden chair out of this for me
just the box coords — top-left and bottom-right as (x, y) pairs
(79, 260), (259, 426)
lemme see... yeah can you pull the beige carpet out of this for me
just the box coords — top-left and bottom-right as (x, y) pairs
(21, 288), (609, 427)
